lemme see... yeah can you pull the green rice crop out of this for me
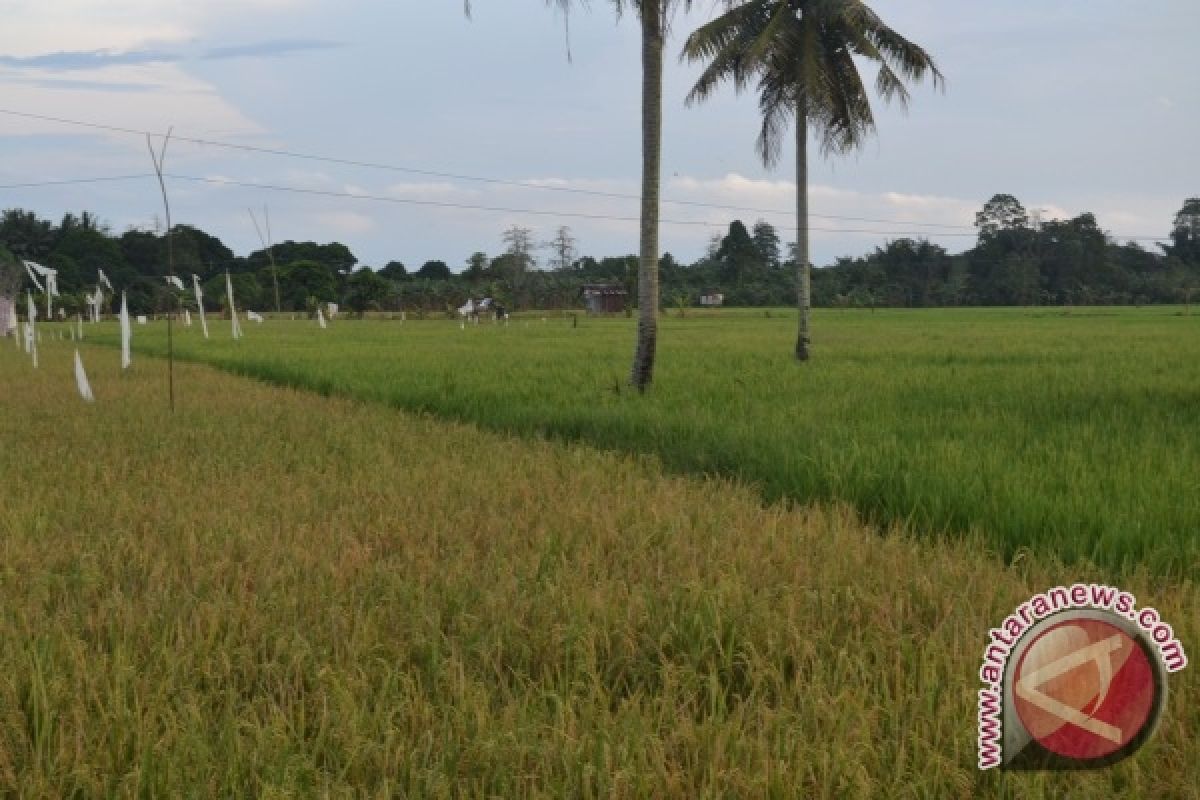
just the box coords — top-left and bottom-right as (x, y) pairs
(92, 307), (1200, 578)
(1, 342), (1196, 797)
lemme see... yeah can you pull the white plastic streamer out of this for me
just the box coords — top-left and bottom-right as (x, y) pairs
(23, 261), (44, 292)
(3, 297), (16, 338)
(192, 275), (209, 339)
(24, 260), (58, 318)
(225, 272), (242, 339)
(74, 349), (95, 402)
(97, 269), (114, 291)
(119, 291), (131, 370)
(166, 275), (185, 291)
(26, 292), (37, 368)
(86, 287), (101, 322)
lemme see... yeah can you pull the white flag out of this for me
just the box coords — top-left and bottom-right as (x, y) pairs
(26, 292), (37, 368)
(97, 269), (114, 291)
(23, 260), (45, 292)
(225, 272), (242, 339)
(89, 287), (104, 322)
(119, 291), (132, 370)
(24, 261), (58, 318)
(166, 275), (185, 291)
(192, 275), (209, 339)
(317, 307), (327, 329)
(74, 349), (95, 402)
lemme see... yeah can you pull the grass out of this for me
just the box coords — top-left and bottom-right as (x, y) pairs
(0, 339), (1197, 797)
(91, 306), (1200, 577)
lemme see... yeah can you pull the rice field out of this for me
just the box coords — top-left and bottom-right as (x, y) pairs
(92, 306), (1200, 578)
(1, 339), (1197, 798)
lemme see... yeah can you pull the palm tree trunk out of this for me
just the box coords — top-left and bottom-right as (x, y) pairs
(794, 99), (811, 361)
(629, 1), (663, 392)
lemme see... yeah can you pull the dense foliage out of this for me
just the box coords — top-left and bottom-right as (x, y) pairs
(2, 194), (1197, 314)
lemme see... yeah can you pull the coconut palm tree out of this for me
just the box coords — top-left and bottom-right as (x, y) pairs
(683, 0), (942, 360)
(464, 0), (688, 391)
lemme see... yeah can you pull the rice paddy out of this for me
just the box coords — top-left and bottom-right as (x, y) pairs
(1, 338), (1197, 798)
(92, 306), (1200, 578)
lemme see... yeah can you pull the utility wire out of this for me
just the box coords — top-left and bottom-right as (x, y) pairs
(2, 168), (1171, 242)
(164, 173), (982, 237)
(0, 174), (156, 189)
(0, 107), (982, 230)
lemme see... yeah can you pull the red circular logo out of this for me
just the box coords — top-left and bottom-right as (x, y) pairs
(1013, 617), (1158, 761)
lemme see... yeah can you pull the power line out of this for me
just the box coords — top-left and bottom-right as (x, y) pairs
(1, 167), (1171, 242)
(164, 172), (982, 237)
(0, 106), (982, 230)
(0, 174), (155, 190)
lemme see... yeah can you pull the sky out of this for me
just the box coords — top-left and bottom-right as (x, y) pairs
(0, 1), (1197, 272)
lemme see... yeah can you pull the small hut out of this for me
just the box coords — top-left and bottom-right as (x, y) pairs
(581, 283), (627, 314)
(699, 289), (725, 307)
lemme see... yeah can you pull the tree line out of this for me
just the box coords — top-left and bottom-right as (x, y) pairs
(3, 194), (1196, 316)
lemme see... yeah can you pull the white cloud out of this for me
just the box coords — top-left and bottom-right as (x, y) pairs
(311, 210), (375, 235)
(0, 63), (264, 141)
(0, 0), (309, 57)
(385, 181), (482, 197)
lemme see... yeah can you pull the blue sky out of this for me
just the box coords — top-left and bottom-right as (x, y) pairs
(1, 1), (1196, 271)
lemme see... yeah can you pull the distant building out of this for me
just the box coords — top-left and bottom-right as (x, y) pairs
(699, 290), (724, 307)
(581, 284), (627, 314)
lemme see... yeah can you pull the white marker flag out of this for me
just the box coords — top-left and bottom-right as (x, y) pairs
(26, 292), (37, 368)
(192, 275), (209, 339)
(74, 349), (95, 403)
(225, 272), (243, 339)
(24, 260), (58, 318)
(317, 307), (327, 329)
(23, 260), (45, 292)
(89, 287), (105, 322)
(119, 291), (132, 370)
(166, 275), (185, 291)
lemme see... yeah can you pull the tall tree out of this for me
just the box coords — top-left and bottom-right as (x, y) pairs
(465, 0), (689, 391)
(0, 209), (55, 261)
(752, 219), (782, 268)
(715, 219), (763, 285)
(501, 225), (537, 273)
(975, 194), (1029, 240)
(544, 225), (578, 271)
(684, 0), (942, 360)
(379, 260), (409, 281)
(415, 260), (453, 281)
(1165, 197), (1200, 266)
